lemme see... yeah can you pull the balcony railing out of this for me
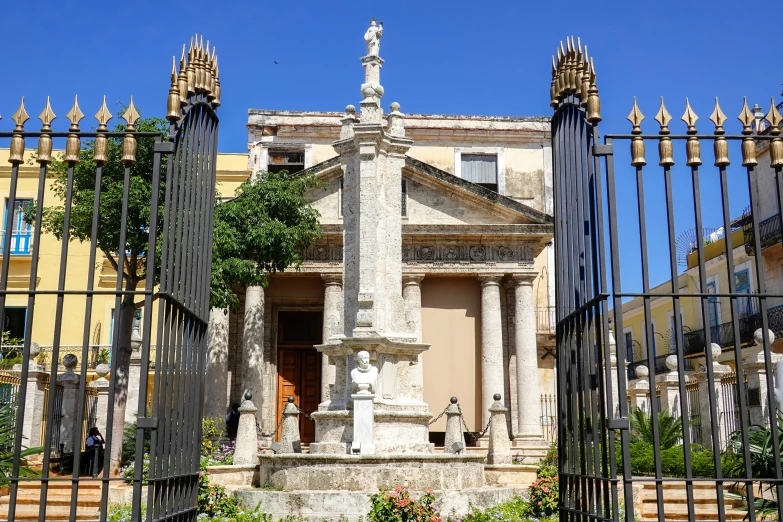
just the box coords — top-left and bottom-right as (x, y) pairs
(627, 354), (694, 381)
(536, 306), (556, 333)
(0, 229), (32, 255)
(683, 303), (783, 356)
(743, 213), (782, 255)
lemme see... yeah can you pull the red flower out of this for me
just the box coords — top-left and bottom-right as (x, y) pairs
(400, 499), (409, 507)
(395, 487), (402, 493)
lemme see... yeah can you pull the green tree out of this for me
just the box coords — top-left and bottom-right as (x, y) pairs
(209, 171), (321, 310)
(29, 112), (168, 476)
(629, 406), (684, 448)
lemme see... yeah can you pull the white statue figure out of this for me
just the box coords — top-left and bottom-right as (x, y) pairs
(364, 19), (383, 57)
(351, 350), (378, 394)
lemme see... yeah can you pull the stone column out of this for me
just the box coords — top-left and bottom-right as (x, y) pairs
(608, 329), (621, 418)
(744, 329), (782, 427)
(487, 394), (512, 465)
(628, 365), (651, 412)
(57, 354), (80, 454)
(697, 344), (732, 453)
(125, 324), (143, 424)
(478, 274), (505, 437)
(321, 275), (343, 405)
(403, 274), (425, 401)
(656, 355), (684, 417)
(89, 363), (110, 437)
(242, 286), (265, 426)
(205, 307), (230, 420)
(14, 343), (47, 448)
(511, 275), (546, 454)
(234, 392), (259, 466)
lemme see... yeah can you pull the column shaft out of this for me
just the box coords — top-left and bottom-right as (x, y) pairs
(479, 275), (505, 430)
(205, 307), (230, 420)
(403, 274), (425, 401)
(321, 275), (343, 404)
(242, 285), (265, 425)
(513, 275), (545, 440)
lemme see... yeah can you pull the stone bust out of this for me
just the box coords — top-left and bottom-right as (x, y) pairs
(364, 19), (383, 57)
(351, 350), (378, 394)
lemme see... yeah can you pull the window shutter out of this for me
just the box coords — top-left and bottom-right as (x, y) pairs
(461, 154), (497, 184)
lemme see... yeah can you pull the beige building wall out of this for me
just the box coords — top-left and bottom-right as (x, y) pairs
(406, 146), (455, 175)
(421, 277), (481, 432)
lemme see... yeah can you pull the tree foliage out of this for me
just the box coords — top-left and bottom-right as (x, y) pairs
(629, 406), (684, 448)
(210, 171), (321, 310)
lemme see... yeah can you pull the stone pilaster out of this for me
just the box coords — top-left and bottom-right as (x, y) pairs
(13, 342), (46, 448)
(125, 325), (143, 424)
(511, 274), (546, 457)
(744, 329), (782, 427)
(321, 275), (343, 405)
(478, 274), (505, 437)
(57, 354), (80, 454)
(243, 285), (265, 426)
(697, 344), (732, 453)
(205, 307), (230, 421)
(608, 329), (622, 418)
(403, 274), (425, 402)
(655, 355), (686, 417)
(628, 365), (651, 412)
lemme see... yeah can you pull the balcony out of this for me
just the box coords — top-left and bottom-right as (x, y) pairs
(0, 229), (32, 255)
(742, 213), (781, 256)
(683, 303), (783, 357)
(536, 306), (555, 333)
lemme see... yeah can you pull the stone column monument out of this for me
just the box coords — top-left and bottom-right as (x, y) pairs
(311, 19), (433, 454)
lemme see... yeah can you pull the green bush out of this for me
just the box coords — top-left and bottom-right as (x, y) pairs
(448, 496), (552, 522)
(202, 417), (224, 457)
(198, 456), (242, 518)
(524, 475), (558, 518)
(367, 487), (440, 522)
(618, 441), (717, 478)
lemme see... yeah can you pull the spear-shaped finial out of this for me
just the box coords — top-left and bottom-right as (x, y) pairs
(682, 98), (701, 167)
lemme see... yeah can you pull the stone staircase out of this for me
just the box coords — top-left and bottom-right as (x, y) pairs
(638, 482), (748, 521)
(0, 481), (102, 521)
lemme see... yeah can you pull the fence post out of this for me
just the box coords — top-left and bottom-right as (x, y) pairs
(487, 393), (512, 465)
(89, 363), (110, 437)
(744, 329), (781, 427)
(279, 397), (303, 454)
(656, 355), (683, 417)
(124, 327), (143, 424)
(13, 342), (47, 448)
(234, 392), (259, 466)
(627, 364), (650, 412)
(443, 397), (464, 454)
(697, 343), (731, 452)
(57, 354), (80, 454)
(608, 328), (621, 418)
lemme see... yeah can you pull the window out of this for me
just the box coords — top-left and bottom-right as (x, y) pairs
(735, 269), (754, 318)
(3, 308), (26, 344)
(2, 199), (33, 255)
(624, 331), (634, 363)
(461, 154), (498, 192)
(268, 149), (305, 174)
(668, 311), (685, 352)
(401, 178), (408, 217)
(706, 280), (720, 327)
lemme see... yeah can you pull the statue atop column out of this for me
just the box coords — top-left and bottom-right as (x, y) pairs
(351, 350), (378, 394)
(364, 19), (383, 57)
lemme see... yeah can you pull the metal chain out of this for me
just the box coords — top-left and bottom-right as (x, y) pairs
(296, 407), (315, 422)
(259, 414), (285, 439)
(428, 404), (450, 426)
(457, 404), (491, 441)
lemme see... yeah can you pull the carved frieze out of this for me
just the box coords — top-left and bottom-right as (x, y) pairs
(300, 242), (534, 264)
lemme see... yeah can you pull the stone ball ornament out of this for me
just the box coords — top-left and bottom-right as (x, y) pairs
(635, 364), (649, 379)
(95, 363), (110, 379)
(665, 354), (678, 371)
(710, 343), (722, 361)
(450, 397), (458, 404)
(29, 342), (41, 359)
(753, 328), (775, 347)
(493, 393), (501, 401)
(244, 391), (252, 401)
(390, 101), (400, 112)
(345, 105), (356, 114)
(62, 353), (78, 370)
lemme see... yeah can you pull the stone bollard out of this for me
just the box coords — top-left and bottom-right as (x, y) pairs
(57, 354), (80, 454)
(14, 342), (47, 448)
(443, 397), (464, 454)
(234, 392), (259, 466)
(487, 393), (511, 465)
(278, 396), (302, 454)
(89, 363), (111, 437)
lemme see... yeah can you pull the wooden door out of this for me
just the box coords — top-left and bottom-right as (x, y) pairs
(276, 348), (321, 443)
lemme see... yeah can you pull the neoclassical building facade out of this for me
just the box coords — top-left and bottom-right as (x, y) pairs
(204, 106), (556, 447)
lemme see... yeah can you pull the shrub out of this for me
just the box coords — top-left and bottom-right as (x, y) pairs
(197, 456), (242, 518)
(448, 496), (545, 522)
(618, 441), (717, 478)
(629, 407), (685, 448)
(524, 475), (559, 518)
(367, 487), (440, 522)
(119, 454), (149, 485)
(202, 418), (224, 457)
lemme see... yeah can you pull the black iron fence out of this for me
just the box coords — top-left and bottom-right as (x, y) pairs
(540, 393), (557, 443)
(536, 306), (556, 333)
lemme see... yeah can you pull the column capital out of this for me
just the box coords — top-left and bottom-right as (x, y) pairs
(322, 273), (343, 287)
(402, 273), (426, 286)
(477, 273), (505, 286)
(511, 272), (537, 285)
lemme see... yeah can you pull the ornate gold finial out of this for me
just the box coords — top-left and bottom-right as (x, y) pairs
(94, 95), (112, 164)
(738, 97), (758, 166)
(64, 95), (84, 163)
(580, 45), (591, 105)
(167, 56), (182, 122)
(655, 97), (674, 166)
(178, 44), (189, 105)
(767, 97), (783, 167)
(711, 98), (730, 167)
(550, 55), (558, 108)
(628, 97), (646, 166)
(586, 56), (601, 123)
(574, 37), (584, 99)
(207, 47), (217, 101)
(212, 54), (221, 107)
(681, 98), (701, 166)
(9, 98), (29, 164)
(36, 97), (56, 164)
(186, 38), (196, 96)
(121, 97), (140, 164)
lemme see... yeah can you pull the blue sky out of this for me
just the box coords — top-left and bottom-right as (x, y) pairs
(2, 0), (782, 290)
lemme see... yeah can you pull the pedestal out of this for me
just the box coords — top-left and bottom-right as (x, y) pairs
(351, 388), (375, 455)
(125, 349), (142, 423)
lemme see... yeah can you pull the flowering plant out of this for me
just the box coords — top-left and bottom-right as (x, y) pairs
(368, 487), (441, 522)
(523, 475), (558, 518)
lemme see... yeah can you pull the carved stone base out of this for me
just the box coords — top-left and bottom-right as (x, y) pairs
(310, 409), (434, 454)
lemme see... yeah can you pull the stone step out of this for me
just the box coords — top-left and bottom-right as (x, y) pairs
(13, 495), (101, 507)
(641, 492), (746, 505)
(641, 503), (748, 521)
(16, 481), (103, 490)
(0, 504), (98, 521)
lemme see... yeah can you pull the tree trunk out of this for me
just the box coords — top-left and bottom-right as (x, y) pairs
(108, 283), (138, 476)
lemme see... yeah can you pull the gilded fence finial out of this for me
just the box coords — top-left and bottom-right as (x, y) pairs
(580, 46), (591, 105)
(9, 98), (30, 164)
(550, 56), (558, 108)
(64, 96), (84, 163)
(628, 97), (646, 166)
(710, 98), (730, 167)
(655, 97), (674, 166)
(738, 97), (757, 166)
(121, 97), (140, 164)
(681, 98), (701, 166)
(167, 56), (182, 122)
(765, 97), (783, 167)
(178, 45), (189, 104)
(94, 96), (112, 164)
(555, 45), (564, 101)
(207, 47), (217, 101)
(586, 57), (601, 123)
(213, 54), (221, 107)
(204, 41), (213, 97)
(186, 37), (196, 97)
(37, 97), (56, 164)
